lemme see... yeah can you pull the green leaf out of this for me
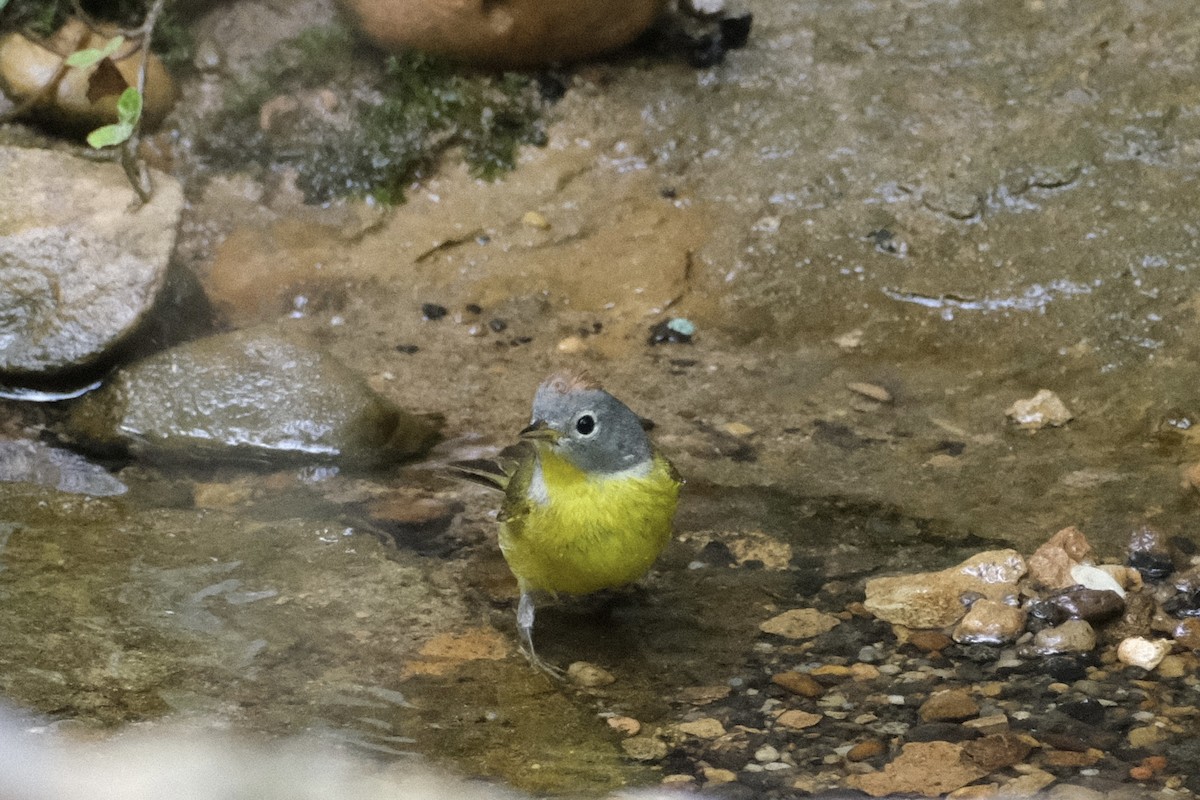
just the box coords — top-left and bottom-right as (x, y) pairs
(116, 87), (142, 125)
(64, 35), (124, 69)
(87, 122), (134, 149)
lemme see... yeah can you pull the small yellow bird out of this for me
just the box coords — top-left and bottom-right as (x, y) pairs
(452, 373), (681, 675)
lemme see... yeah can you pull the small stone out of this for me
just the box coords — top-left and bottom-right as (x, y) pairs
(919, 688), (980, 722)
(421, 302), (448, 320)
(648, 318), (695, 345)
(1129, 766), (1153, 781)
(621, 736), (668, 761)
(1042, 587), (1124, 622)
(660, 774), (695, 787)
(567, 661), (615, 687)
(775, 709), (822, 730)
(1027, 526), (1094, 589)
(847, 741), (986, 797)
(722, 421), (755, 437)
(1116, 637), (1171, 671)
(963, 714), (1009, 735)
(702, 767), (737, 784)
(1127, 725), (1168, 749)
(850, 663), (881, 680)
(754, 744), (780, 763)
(908, 631), (954, 652)
(556, 335), (588, 354)
(1002, 767), (1056, 796)
(1174, 618), (1200, 649)
(864, 549), (1027, 629)
(847, 382), (893, 404)
(1184, 462), (1200, 492)
(1006, 389), (1073, 429)
(521, 210), (551, 229)
(759, 608), (841, 639)
(607, 716), (641, 736)
(953, 599), (1026, 644)
(1154, 654), (1187, 678)
(846, 739), (886, 761)
(1069, 564), (1126, 597)
(771, 671), (824, 697)
(835, 330), (865, 350)
(676, 717), (725, 739)
(962, 733), (1033, 772)
(1043, 749), (1101, 768)
(1032, 619), (1096, 654)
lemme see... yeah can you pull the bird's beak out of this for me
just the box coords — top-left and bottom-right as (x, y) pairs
(519, 419), (561, 443)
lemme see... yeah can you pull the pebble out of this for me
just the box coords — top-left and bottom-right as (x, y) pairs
(835, 329), (865, 349)
(774, 709), (821, 730)
(1116, 636), (1171, 670)
(846, 739), (886, 761)
(521, 210), (551, 229)
(1031, 619), (1096, 654)
(953, 599), (1026, 644)
(758, 608), (841, 639)
(556, 335), (588, 354)
(722, 421), (755, 437)
(847, 382), (893, 404)
(702, 767), (737, 784)
(621, 736), (668, 761)
(1005, 389), (1073, 428)
(919, 688), (980, 722)
(606, 716), (641, 736)
(421, 302), (448, 320)
(676, 717), (725, 739)
(754, 744), (780, 763)
(907, 631), (953, 652)
(963, 714), (1009, 735)
(768, 671), (825, 695)
(566, 661), (615, 687)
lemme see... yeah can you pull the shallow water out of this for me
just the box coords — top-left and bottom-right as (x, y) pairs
(3, 0), (1200, 794)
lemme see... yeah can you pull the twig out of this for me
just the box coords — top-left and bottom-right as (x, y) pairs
(121, 0), (167, 203)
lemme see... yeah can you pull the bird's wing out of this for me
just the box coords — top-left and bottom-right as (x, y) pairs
(448, 441), (536, 502)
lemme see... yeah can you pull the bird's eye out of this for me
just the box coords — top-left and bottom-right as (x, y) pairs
(575, 414), (596, 436)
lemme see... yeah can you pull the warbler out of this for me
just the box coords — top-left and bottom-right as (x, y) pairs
(452, 373), (681, 675)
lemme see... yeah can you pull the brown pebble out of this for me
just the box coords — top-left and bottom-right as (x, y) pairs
(772, 671), (824, 697)
(1143, 755), (1168, 773)
(846, 739), (886, 761)
(1184, 462), (1200, 491)
(919, 688), (980, 722)
(775, 709), (822, 730)
(1129, 766), (1153, 781)
(1042, 749), (1100, 767)
(847, 382), (893, 403)
(811, 664), (852, 678)
(567, 661), (615, 687)
(908, 630), (953, 652)
(607, 716), (641, 736)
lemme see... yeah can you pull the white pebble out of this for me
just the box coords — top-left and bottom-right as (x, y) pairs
(1117, 636), (1171, 670)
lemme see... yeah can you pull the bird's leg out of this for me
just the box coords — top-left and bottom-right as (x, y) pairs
(517, 591), (564, 679)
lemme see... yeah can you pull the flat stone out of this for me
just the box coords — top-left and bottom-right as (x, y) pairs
(621, 735), (668, 761)
(775, 709), (822, 730)
(65, 326), (441, 466)
(771, 671), (824, 697)
(962, 732), (1033, 772)
(0, 145), (182, 380)
(1026, 526), (1093, 589)
(864, 549), (1027, 629)
(953, 599), (1026, 644)
(759, 608), (841, 639)
(1006, 389), (1073, 429)
(846, 739), (886, 761)
(919, 688), (980, 722)
(1032, 619), (1097, 654)
(847, 741), (986, 797)
(676, 717), (725, 739)
(567, 661), (615, 687)
(0, 438), (126, 496)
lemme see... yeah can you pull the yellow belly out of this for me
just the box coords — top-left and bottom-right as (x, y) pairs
(499, 451), (680, 596)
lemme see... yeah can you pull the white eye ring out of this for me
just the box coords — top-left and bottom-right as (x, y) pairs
(574, 411), (598, 437)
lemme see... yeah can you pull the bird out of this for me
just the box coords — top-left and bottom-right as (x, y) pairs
(451, 372), (682, 675)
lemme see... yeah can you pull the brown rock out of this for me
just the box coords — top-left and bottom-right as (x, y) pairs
(963, 733), (1034, 772)
(676, 717), (725, 739)
(908, 630), (954, 652)
(1027, 526), (1093, 590)
(772, 671), (824, 698)
(759, 608), (841, 639)
(1032, 619), (1097, 654)
(621, 735), (668, 761)
(1174, 618), (1200, 649)
(775, 709), (822, 730)
(567, 661), (616, 687)
(1043, 749), (1101, 767)
(952, 599), (1026, 644)
(339, 0), (669, 67)
(919, 688), (980, 722)
(607, 716), (641, 736)
(847, 741), (987, 797)
(0, 18), (176, 132)
(864, 549), (1027, 629)
(846, 739), (887, 761)
(1006, 389), (1073, 428)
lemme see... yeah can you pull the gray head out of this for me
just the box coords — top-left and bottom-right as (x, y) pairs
(521, 373), (652, 474)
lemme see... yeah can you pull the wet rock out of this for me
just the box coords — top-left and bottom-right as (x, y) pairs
(1173, 618), (1200, 649)
(607, 716), (641, 736)
(0, 18), (176, 132)
(1043, 587), (1125, 623)
(774, 709), (821, 730)
(918, 688), (979, 722)
(339, 0), (668, 67)
(758, 608), (841, 639)
(1126, 526), (1175, 580)
(1069, 564), (1126, 598)
(847, 382), (893, 404)
(1006, 389), (1073, 429)
(905, 722), (980, 743)
(846, 741), (986, 797)
(0, 438), (126, 496)
(962, 732), (1033, 773)
(65, 327), (440, 466)
(846, 739), (886, 762)
(1039, 654), (1092, 682)
(864, 549), (1026, 629)
(621, 735), (668, 761)
(676, 717), (725, 739)
(1057, 699), (1106, 726)
(1026, 526), (1094, 590)
(907, 630), (954, 653)
(1116, 637), (1171, 671)
(421, 303), (448, 321)
(1031, 619), (1096, 654)
(567, 660), (616, 687)
(771, 671), (824, 698)
(648, 317), (696, 345)
(952, 598), (1025, 644)
(0, 145), (183, 382)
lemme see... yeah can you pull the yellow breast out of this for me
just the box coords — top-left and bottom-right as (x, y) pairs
(499, 448), (680, 596)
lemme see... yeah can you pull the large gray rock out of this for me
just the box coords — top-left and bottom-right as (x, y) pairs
(0, 439), (127, 496)
(0, 146), (183, 379)
(64, 327), (440, 466)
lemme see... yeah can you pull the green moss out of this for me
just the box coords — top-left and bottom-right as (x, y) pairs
(198, 26), (549, 204)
